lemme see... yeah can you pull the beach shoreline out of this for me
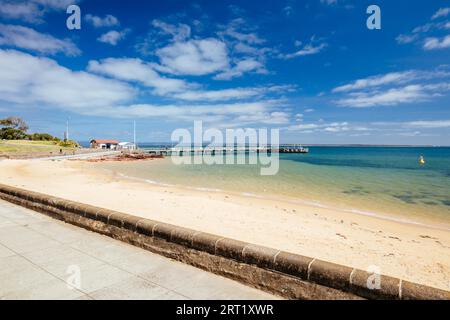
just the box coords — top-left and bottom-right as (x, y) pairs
(0, 158), (449, 290)
(113, 168), (450, 232)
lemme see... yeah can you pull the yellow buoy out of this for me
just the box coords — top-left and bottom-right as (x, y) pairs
(419, 155), (425, 165)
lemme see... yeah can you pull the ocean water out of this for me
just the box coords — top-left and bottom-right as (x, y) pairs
(94, 147), (450, 227)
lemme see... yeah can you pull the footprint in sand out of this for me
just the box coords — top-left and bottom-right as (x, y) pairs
(420, 235), (438, 240)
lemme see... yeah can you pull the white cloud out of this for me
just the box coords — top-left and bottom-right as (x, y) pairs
(85, 14), (120, 28)
(333, 68), (450, 92)
(233, 111), (290, 125)
(405, 120), (450, 128)
(87, 57), (294, 102)
(87, 58), (190, 95)
(32, 0), (75, 9)
(97, 30), (128, 46)
(172, 85), (294, 101)
(286, 119), (450, 138)
(335, 84), (450, 108)
(0, 49), (135, 110)
(283, 6), (293, 16)
(286, 120), (378, 135)
(412, 21), (450, 34)
(332, 71), (418, 93)
(216, 18), (272, 79)
(218, 18), (265, 44)
(135, 20), (192, 56)
(320, 0), (354, 9)
(286, 121), (352, 132)
(320, 0), (338, 5)
(332, 68), (450, 107)
(80, 100), (288, 126)
(214, 58), (266, 80)
(233, 42), (259, 54)
(373, 120), (450, 131)
(286, 123), (319, 131)
(0, 48), (291, 125)
(266, 84), (297, 93)
(173, 88), (262, 101)
(152, 19), (191, 42)
(155, 38), (229, 76)
(431, 7), (450, 20)
(0, 2), (41, 23)
(0, 24), (80, 56)
(219, 27), (265, 45)
(413, 23), (433, 34)
(423, 35), (450, 50)
(295, 113), (303, 122)
(282, 42), (327, 59)
(140, 18), (270, 80)
(0, 0), (77, 23)
(396, 8), (450, 48)
(396, 34), (419, 44)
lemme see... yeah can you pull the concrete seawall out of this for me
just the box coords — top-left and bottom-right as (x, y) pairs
(0, 183), (448, 300)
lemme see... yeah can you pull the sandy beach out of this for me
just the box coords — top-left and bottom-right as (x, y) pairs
(0, 158), (449, 291)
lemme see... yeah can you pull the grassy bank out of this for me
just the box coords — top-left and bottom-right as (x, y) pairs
(0, 140), (78, 159)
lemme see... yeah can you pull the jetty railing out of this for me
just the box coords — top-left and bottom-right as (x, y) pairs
(144, 146), (309, 156)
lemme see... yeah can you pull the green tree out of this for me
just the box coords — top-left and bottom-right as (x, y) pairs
(0, 117), (29, 140)
(0, 117), (28, 132)
(0, 117), (79, 146)
(30, 133), (58, 141)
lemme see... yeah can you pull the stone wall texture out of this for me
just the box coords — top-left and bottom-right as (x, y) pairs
(0, 183), (448, 300)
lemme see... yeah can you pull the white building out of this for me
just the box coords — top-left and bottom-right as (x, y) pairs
(118, 142), (137, 150)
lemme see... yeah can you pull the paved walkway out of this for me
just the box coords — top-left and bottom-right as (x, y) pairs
(40, 150), (119, 161)
(0, 200), (278, 300)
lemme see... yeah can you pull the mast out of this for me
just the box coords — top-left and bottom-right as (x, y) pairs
(133, 120), (136, 147)
(66, 119), (69, 141)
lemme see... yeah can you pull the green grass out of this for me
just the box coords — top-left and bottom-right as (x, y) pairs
(0, 140), (76, 154)
(3, 140), (58, 146)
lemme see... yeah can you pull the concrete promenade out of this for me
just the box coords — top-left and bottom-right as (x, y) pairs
(0, 199), (278, 300)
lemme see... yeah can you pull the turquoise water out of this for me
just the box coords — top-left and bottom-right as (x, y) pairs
(97, 146), (450, 225)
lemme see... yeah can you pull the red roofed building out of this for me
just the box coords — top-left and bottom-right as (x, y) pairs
(90, 139), (119, 150)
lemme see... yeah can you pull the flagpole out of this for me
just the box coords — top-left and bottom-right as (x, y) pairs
(133, 121), (136, 149)
(66, 119), (69, 141)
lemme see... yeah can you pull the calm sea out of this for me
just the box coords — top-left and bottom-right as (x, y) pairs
(94, 146), (450, 227)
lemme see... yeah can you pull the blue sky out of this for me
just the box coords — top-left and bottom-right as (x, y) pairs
(0, 0), (449, 145)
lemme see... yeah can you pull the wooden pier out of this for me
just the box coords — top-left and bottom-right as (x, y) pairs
(144, 146), (309, 156)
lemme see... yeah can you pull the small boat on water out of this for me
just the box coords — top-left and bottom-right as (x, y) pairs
(419, 155), (425, 165)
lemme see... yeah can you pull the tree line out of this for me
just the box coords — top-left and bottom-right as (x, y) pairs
(0, 117), (79, 147)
